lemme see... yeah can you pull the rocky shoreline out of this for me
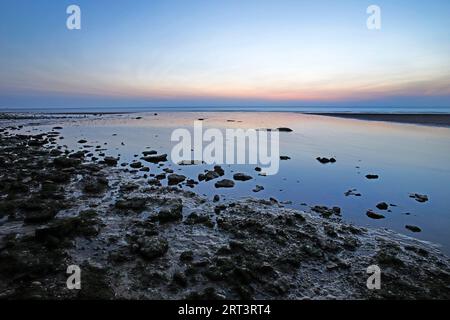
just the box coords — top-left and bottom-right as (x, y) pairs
(0, 121), (449, 300)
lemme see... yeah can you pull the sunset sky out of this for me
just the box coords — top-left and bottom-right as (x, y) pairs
(0, 0), (449, 108)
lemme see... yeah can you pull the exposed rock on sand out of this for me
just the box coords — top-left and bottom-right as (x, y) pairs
(365, 174), (379, 180)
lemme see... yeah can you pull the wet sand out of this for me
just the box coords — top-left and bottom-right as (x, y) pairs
(310, 113), (450, 127)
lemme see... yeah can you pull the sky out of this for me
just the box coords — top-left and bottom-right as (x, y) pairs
(0, 0), (449, 109)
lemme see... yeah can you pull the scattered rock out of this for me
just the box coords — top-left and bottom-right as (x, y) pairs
(365, 174), (379, 180)
(215, 179), (235, 188)
(316, 157), (336, 164)
(405, 225), (422, 233)
(253, 185), (264, 193)
(167, 174), (186, 186)
(233, 173), (253, 181)
(142, 154), (168, 163)
(409, 193), (429, 203)
(366, 210), (385, 219)
(376, 202), (389, 210)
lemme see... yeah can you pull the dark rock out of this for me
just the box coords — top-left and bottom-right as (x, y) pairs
(115, 198), (147, 211)
(405, 225), (422, 233)
(214, 165), (225, 176)
(253, 185), (264, 193)
(167, 174), (186, 185)
(136, 236), (169, 260)
(215, 179), (235, 188)
(180, 250), (194, 262)
(316, 157), (336, 164)
(129, 161), (142, 169)
(142, 150), (157, 156)
(365, 174), (379, 179)
(366, 210), (385, 219)
(142, 154), (168, 163)
(54, 157), (81, 168)
(233, 173), (253, 181)
(277, 127), (293, 132)
(311, 205), (340, 218)
(280, 156), (291, 160)
(103, 156), (118, 166)
(409, 193), (429, 203)
(376, 202), (389, 210)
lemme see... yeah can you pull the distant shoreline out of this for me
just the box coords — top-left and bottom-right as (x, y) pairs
(308, 113), (450, 127)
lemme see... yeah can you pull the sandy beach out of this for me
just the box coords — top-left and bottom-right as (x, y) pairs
(310, 113), (450, 127)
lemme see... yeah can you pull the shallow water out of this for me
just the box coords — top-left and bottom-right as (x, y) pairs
(20, 112), (450, 254)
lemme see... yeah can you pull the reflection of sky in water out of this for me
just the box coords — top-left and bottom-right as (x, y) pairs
(26, 112), (450, 254)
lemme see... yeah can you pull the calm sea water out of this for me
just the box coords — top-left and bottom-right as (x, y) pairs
(16, 112), (450, 254)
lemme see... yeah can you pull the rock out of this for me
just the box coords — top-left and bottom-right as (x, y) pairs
(177, 160), (205, 165)
(173, 272), (188, 287)
(156, 200), (183, 223)
(376, 202), (389, 210)
(233, 173), (253, 181)
(115, 198), (147, 211)
(129, 161), (142, 169)
(365, 174), (379, 179)
(215, 179), (235, 188)
(69, 151), (86, 159)
(311, 206), (340, 218)
(136, 236), (169, 260)
(405, 225), (422, 233)
(202, 170), (219, 181)
(316, 157), (336, 164)
(253, 185), (264, 192)
(185, 212), (213, 227)
(180, 250), (194, 262)
(141, 154), (168, 163)
(366, 210), (385, 219)
(77, 139), (88, 144)
(142, 150), (157, 156)
(255, 167), (262, 172)
(409, 193), (429, 203)
(167, 174), (186, 185)
(103, 156), (118, 166)
(53, 157), (81, 168)
(280, 156), (291, 160)
(214, 165), (225, 176)
(277, 127), (293, 132)
(157, 208), (182, 223)
(83, 177), (108, 194)
(345, 189), (361, 197)
(213, 195), (220, 202)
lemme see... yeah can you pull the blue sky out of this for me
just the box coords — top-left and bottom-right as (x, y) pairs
(0, 0), (449, 108)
